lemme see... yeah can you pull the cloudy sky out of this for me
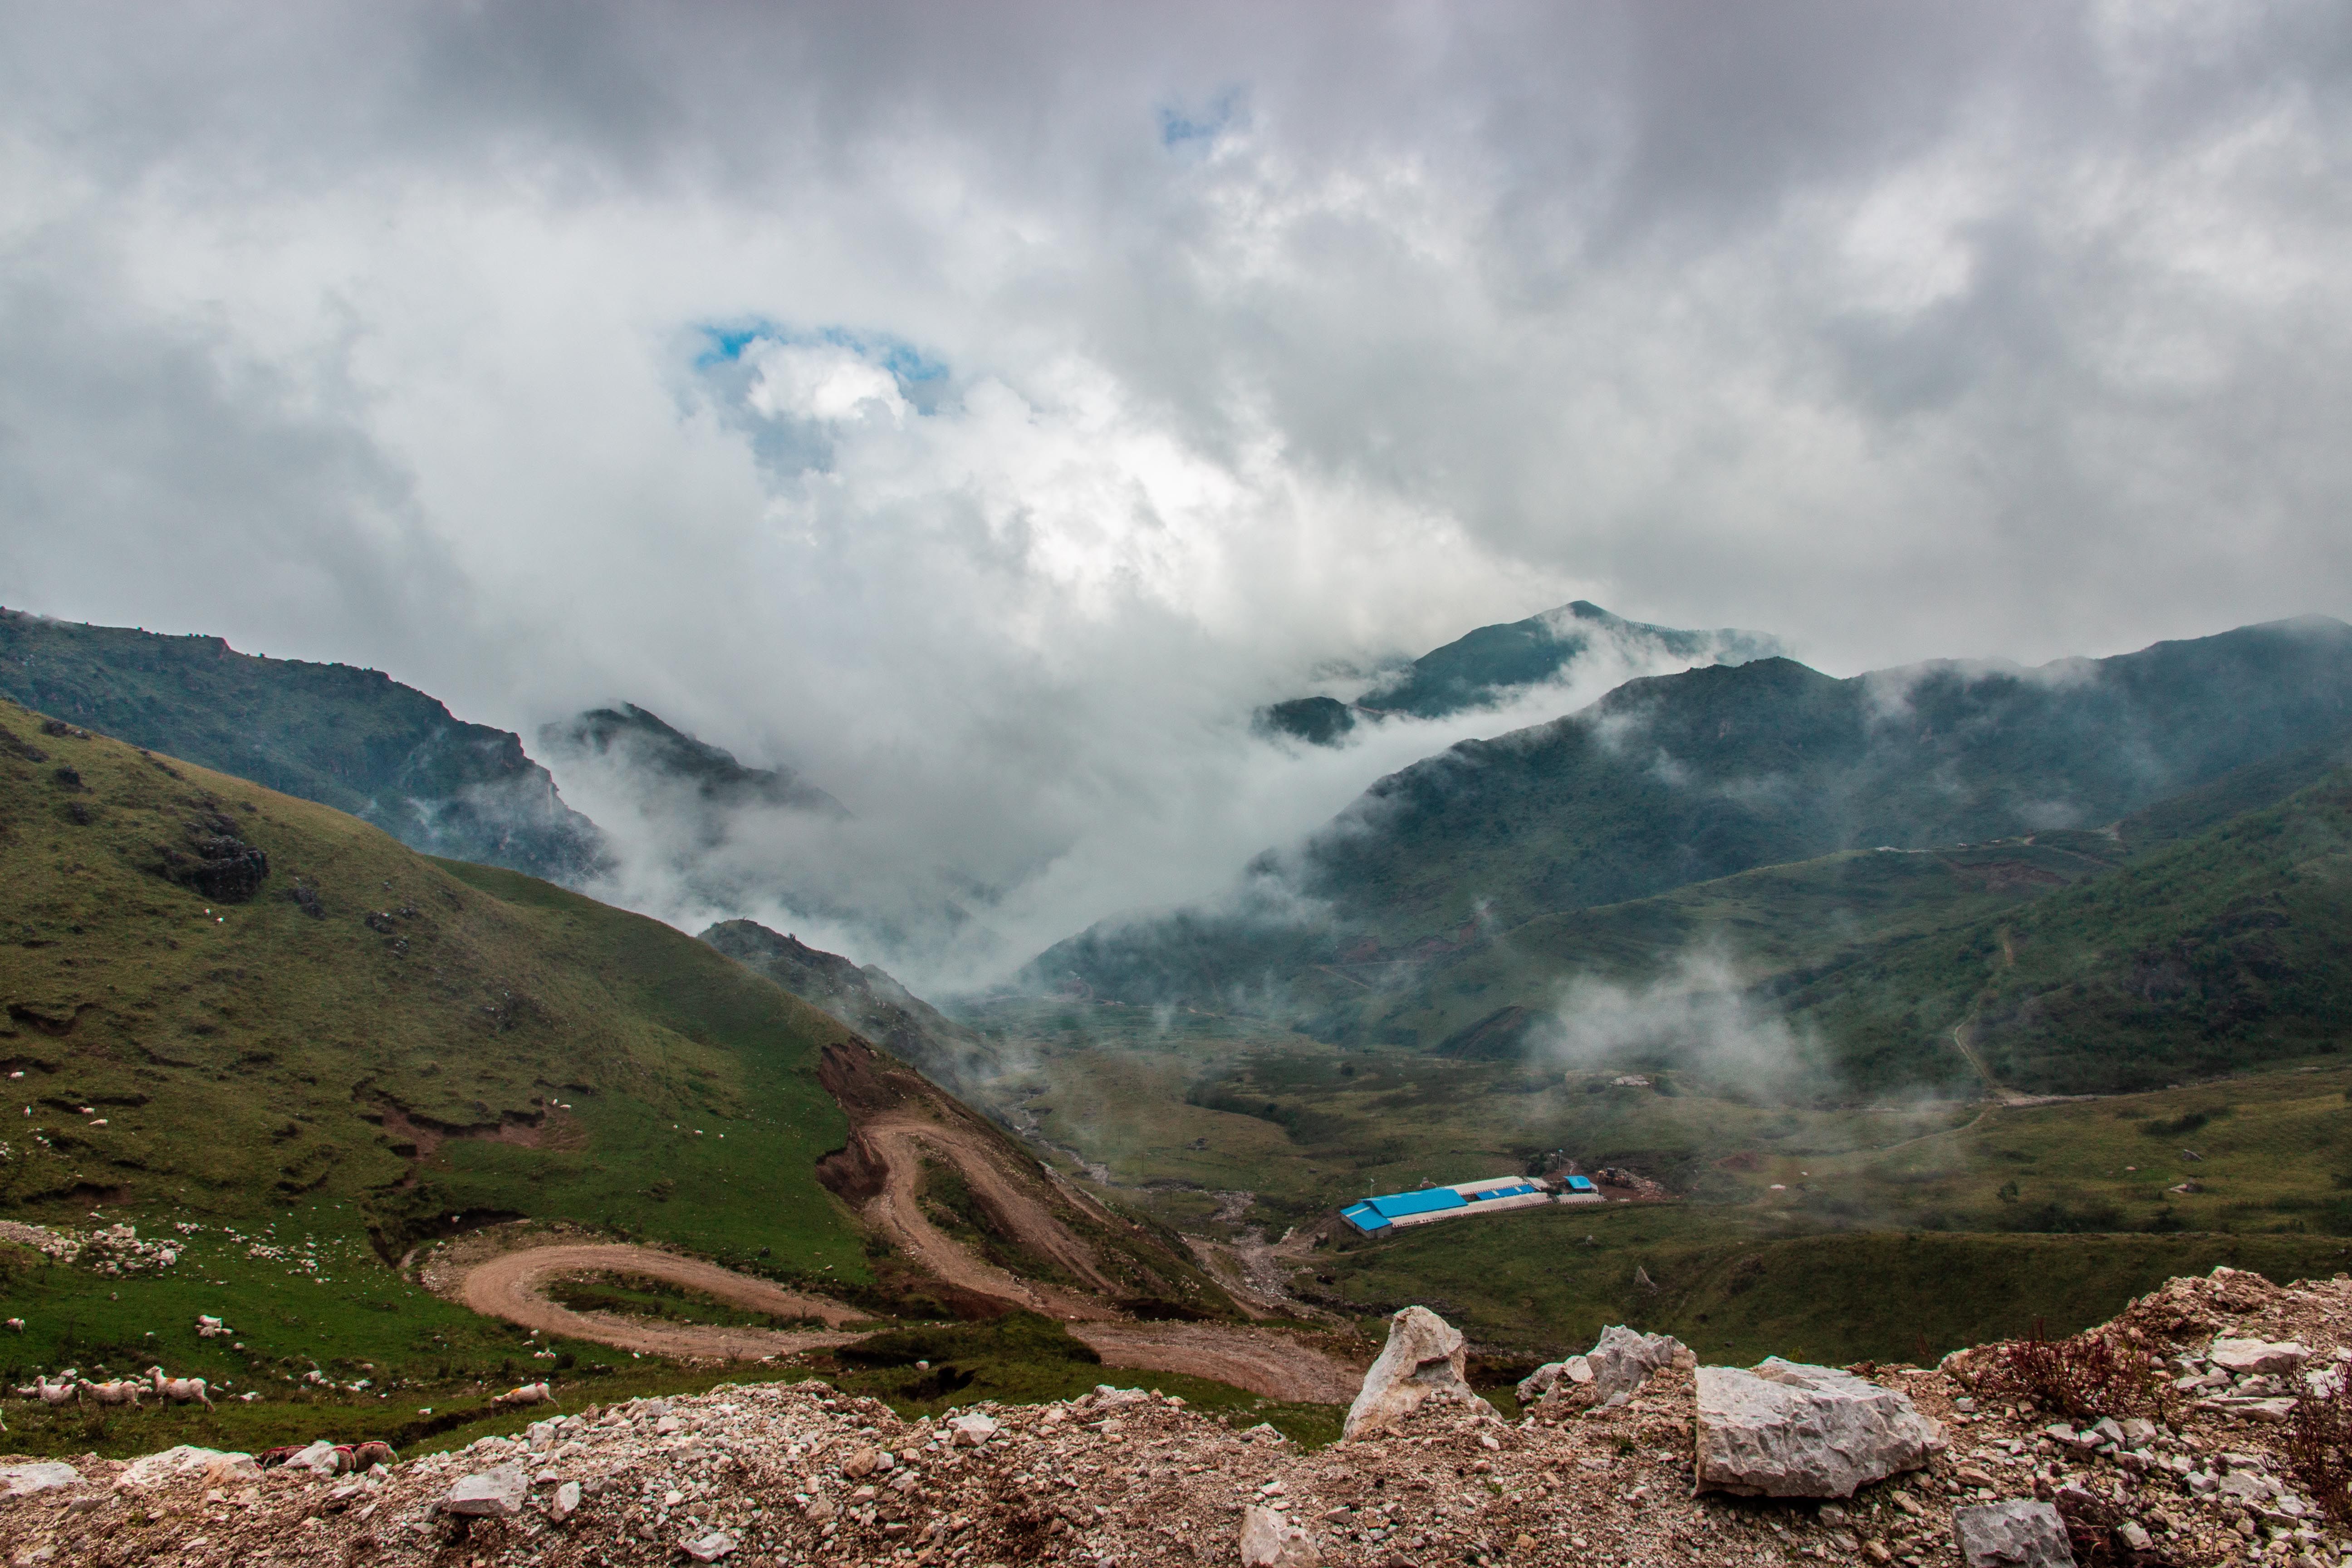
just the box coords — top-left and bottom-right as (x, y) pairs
(4, 1), (2349, 981)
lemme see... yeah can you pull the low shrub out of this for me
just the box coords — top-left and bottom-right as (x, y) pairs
(1978, 1320), (2169, 1423)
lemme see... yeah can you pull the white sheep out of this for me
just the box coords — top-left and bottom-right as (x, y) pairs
(195, 1314), (228, 1338)
(12, 1376), (74, 1405)
(148, 1366), (214, 1407)
(80, 1378), (142, 1407)
(3, 1318), (23, 1333)
(490, 1381), (555, 1407)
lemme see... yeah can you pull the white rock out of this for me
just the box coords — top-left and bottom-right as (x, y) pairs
(1343, 1305), (1497, 1440)
(526, 1419), (558, 1451)
(1093, 1385), (1151, 1407)
(682, 1529), (736, 1562)
(1517, 1356), (1593, 1402)
(0, 1462), (78, 1497)
(1240, 1503), (1320, 1567)
(117, 1446), (258, 1488)
(551, 1480), (581, 1522)
(2210, 1338), (2309, 1375)
(1585, 1324), (1692, 1401)
(948, 1412), (1001, 1447)
(441, 1463), (529, 1519)
(1694, 1359), (1943, 1498)
(1952, 1499), (2076, 1567)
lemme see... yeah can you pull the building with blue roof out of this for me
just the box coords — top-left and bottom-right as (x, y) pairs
(1340, 1174), (1555, 1235)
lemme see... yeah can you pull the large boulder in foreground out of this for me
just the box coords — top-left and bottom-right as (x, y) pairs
(1344, 1305), (1497, 1439)
(1695, 1358), (1942, 1497)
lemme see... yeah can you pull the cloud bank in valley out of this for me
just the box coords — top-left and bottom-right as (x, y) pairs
(2, 2), (2350, 984)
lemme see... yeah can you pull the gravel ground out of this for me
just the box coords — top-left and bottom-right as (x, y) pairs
(5, 1266), (2347, 1568)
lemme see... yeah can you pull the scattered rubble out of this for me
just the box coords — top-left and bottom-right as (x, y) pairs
(1, 1267), (2347, 1567)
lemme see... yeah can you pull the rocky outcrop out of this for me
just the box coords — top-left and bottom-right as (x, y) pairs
(1694, 1358), (1943, 1497)
(1343, 1305), (1497, 1439)
(1522, 1324), (1690, 1406)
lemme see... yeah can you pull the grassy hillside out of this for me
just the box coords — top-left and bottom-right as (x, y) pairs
(1787, 771), (2352, 1093)
(0, 608), (605, 882)
(0, 694), (865, 1279)
(1052, 617), (2352, 1009)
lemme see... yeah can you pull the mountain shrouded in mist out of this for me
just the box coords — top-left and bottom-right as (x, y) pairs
(1258, 600), (1783, 745)
(1038, 616), (2352, 1016)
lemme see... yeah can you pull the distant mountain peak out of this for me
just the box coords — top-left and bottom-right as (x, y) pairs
(541, 702), (847, 817)
(1258, 600), (1783, 745)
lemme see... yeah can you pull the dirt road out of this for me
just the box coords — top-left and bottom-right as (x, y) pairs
(853, 1115), (1113, 1320)
(449, 1239), (1364, 1402)
(456, 1243), (865, 1361)
(1072, 1322), (1364, 1404)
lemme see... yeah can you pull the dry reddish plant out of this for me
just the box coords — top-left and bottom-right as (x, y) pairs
(2287, 1372), (2352, 1523)
(1980, 1320), (2170, 1423)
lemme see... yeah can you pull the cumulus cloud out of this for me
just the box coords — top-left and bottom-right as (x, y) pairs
(2, 1), (2350, 984)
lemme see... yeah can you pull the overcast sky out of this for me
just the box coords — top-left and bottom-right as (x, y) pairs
(5, 2), (2349, 980)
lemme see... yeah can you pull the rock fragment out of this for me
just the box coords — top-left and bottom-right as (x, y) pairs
(2209, 1338), (2308, 1374)
(441, 1463), (528, 1519)
(552, 1480), (581, 1521)
(682, 1529), (737, 1561)
(1343, 1305), (1496, 1439)
(1240, 1503), (1320, 1567)
(1952, 1499), (2076, 1567)
(948, 1412), (1001, 1447)
(0, 1462), (77, 1497)
(1694, 1359), (1942, 1497)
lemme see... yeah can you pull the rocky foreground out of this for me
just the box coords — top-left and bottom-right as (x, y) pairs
(4, 1267), (2349, 1568)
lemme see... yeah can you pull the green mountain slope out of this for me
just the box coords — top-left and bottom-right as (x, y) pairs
(1786, 769), (2352, 1093)
(0, 695), (865, 1279)
(1051, 617), (2352, 1009)
(0, 608), (606, 883)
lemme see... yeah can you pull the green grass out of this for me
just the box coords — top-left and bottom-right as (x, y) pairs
(0, 695), (867, 1275)
(0, 695), (913, 1451)
(1310, 1205), (2352, 1366)
(544, 1272), (826, 1331)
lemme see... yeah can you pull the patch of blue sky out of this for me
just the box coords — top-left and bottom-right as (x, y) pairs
(1157, 86), (1245, 157)
(693, 319), (949, 389)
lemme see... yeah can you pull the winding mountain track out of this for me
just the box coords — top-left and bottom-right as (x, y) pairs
(1071, 1321), (1363, 1404)
(455, 1243), (864, 1360)
(852, 1114), (1113, 1320)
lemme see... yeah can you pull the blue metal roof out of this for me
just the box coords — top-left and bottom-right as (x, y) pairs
(1340, 1202), (1391, 1234)
(1565, 1175), (1597, 1192)
(1467, 1182), (1539, 1200)
(1367, 1188), (1469, 1220)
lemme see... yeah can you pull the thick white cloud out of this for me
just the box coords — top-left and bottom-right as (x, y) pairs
(3, 0), (2349, 984)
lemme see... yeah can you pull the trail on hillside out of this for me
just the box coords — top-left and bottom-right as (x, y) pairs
(853, 1114), (1116, 1320)
(447, 1239), (1364, 1401)
(454, 1243), (865, 1360)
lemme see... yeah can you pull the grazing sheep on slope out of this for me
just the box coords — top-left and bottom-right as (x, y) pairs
(490, 1381), (554, 1407)
(81, 1378), (142, 1406)
(148, 1366), (214, 1407)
